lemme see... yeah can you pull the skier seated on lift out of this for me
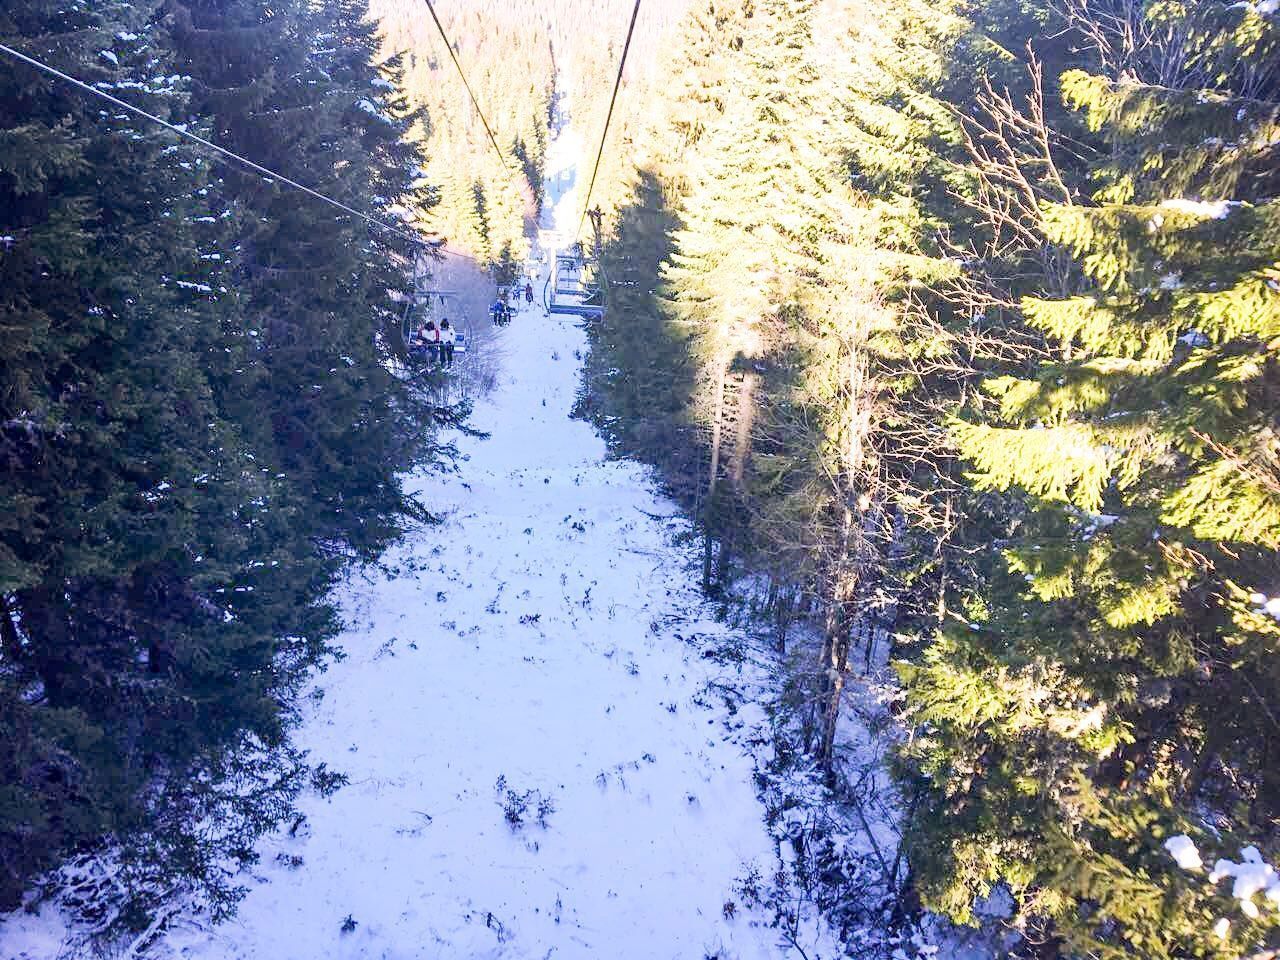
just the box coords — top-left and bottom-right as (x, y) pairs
(438, 318), (456, 367)
(410, 321), (439, 363)
(524, 281), (534, 303)
(490, 298), (508, 326)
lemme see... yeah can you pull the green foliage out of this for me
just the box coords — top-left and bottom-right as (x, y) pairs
(0, 0), (444, 933)
(583, 0), (1280, 954)
(915, 0), (1280, 955)
(371, 0), (550, 265)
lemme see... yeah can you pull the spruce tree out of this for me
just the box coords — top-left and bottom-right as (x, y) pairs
(0, 0), (299, 916)
(903, 2), (1280, 955)
(372, 0), (550, 262)
(1, 0), (446, 933)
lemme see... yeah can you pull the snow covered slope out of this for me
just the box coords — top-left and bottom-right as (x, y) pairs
(152, 262), (788, 960)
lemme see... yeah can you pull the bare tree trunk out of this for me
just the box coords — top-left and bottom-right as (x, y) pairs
(818, 578), (854, 778)
(19, 587), (68, 704)
(714, 511), (735, 587)
(816, 492), (858, 778)
(702, 358), (727, 592)
(0, 594), (23, 664)
(710, 370), (756, 588)
(704, 369), (755, 589)
(815, 303), (882, 779)
(775, 586), (794, 654)
(798, 589), (814, 620)
(729, 370), (756, 489)
(865, 506), (907, 673)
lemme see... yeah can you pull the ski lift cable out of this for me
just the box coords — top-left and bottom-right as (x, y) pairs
(575, 0), (642, 241)
(419, 0), (511, 174)
(0, 39), (452, 252)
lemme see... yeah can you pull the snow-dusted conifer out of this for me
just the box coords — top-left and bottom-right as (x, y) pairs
(913, 1), (1280, 954)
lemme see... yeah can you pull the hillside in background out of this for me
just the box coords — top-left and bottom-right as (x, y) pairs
(369, 0), (688, 274)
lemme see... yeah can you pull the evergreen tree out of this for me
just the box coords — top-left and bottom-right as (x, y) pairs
(1, 0), (446, 934)
(587, 0), (970, 767)
(902, 1), (1280, 955)
(371, 0), (548, 264)
(0, 0), (298, 917)
(171, 0), (437, 554)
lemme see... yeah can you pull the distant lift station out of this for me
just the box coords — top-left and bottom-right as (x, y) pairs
(545, 249), (604, 320)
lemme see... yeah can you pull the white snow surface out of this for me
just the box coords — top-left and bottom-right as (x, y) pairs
(1159, 198), (1237, 219)
(4, 128), (787, 960)
(1210, 846), (1280, 907)
(1164, 834), (1203, 872)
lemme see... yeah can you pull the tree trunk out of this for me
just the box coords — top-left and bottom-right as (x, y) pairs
(729, 370), (755, 489)
(818, 568), (855, 780)
(815, 325), (882, 778)
(19, 587), (70, 705)
(714, 509), (735, 587)
(775, 586), (794, 654)
(708, 370), (756, 589)
(702, 358), (728, 592)
(0, 594), (23, 664)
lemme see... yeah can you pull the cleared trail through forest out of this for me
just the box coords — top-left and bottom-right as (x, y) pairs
(150, 131), (789, 960)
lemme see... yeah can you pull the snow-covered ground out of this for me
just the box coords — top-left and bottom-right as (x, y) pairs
(158, 135), (786, 957)
(177, 299), (783, 960)
(169, 301), (782, 960)
(4, 123), (791, 960)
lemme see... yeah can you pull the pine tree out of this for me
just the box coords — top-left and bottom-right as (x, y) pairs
(1, 0), (447, 933)
(371, 0), (550, 263)
(902, 1), (1280, 954)
(0, 0), (298, 915)
(171, 0), (436, 558)
(577, 0), (755, 504)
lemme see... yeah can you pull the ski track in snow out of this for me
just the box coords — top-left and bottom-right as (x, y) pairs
(158, 286), (787, 960)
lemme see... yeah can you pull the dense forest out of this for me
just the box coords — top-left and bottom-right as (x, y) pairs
(0, 0), (454, 935)
(369, 0), (685, 277)
(3, 0), (1278, 956)
(371, 0), (549, 275)
(579, 0), (1280, 955)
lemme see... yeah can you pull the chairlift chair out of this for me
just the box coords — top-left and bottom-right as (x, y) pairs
(545, 248), (604, 320)
(406, 289), (468, 356)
